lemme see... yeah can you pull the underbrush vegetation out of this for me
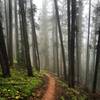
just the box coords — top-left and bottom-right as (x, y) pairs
(59, 80), (88, 100)
(0, 67), (44, 100)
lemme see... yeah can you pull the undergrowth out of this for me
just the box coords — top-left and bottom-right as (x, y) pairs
(59, 80), (88, 100)
(0, 67), (44, 100)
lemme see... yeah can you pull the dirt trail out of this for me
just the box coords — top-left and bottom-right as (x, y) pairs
(42, 74), (56, 100)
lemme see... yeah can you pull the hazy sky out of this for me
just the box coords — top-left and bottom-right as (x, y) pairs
(34, 0), (42, 10)
(33, 0), (43, 22)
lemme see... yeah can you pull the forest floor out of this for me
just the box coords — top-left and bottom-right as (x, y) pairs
(30, 73), (64, 100)
(0, 67), (45, 100)
(1, 68), (99, 100)
(30, 73), (89, 100)
(41, 74), (56, 100)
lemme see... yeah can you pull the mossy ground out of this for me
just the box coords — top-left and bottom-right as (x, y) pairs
(0, 67), (44, 100)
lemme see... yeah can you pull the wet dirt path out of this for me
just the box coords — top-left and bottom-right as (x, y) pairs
(42, 74), (56, 100)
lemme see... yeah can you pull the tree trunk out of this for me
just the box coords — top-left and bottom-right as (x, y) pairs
(18, 10), (26, 65)
(67, 0), (71, 86)
(76, 0), (83, 84)
(8, 0), (13, 66)
(19, 0), (33, 76)
(14, 0), (20, 63)
(30, 0), (40, 71)
(55, 21), (59, 76)
(69, 0), (76, 88)
(92, 28), (100, 93)
(0, 15), (10, 77)
(4, 0), (9, 45)
(54, 0), (67, 80)
(85, 0), (91, 87)
(52, 14), (56, 73)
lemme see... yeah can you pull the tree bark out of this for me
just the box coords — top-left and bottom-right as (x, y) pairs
(76, 0), (83, 84)
(14, 0), (20, 63)
(92, 28), (100, 93)
(8, 0), (13, 66)
(19, 0), (33, 76)
(68, 0), (76, 88)
(0, 15), (10, 77)
(85, 0), (91, 87)
(67, 0), (71, 86)
(4, 0), (9, 45)
(30, 0), (40, 71)
(54, 0), (67, 80)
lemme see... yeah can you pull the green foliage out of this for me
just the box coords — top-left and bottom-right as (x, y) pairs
(0, 97), (5, 100)
(59, 80), (68, 88)
(59, 80), (88, 100)
(60, 96), (65, 100)
(0, 68), (44, 99)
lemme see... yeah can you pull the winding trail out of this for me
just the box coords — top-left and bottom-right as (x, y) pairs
(42, 74), (56, 100)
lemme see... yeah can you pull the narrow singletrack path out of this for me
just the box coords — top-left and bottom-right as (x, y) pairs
(42, 74), (56, 100)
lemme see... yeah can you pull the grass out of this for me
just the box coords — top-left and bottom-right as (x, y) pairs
(0, 67), (44, 99)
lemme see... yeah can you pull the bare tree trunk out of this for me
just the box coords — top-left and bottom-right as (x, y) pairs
(8, 0), (13, 66)
(18, 11), (25, 65)
(76, 28), (80, 84)
(52, 15), (56, 73)
(30, 0), (40, 71)
(92, 0), (99, 78)
(19, 0), (33, 76)
(67, 0), (76, 88)
(52, 7), (59, 76)
(55, 21), (59, 76)
(67, 0), (71, 86)
(14, 0), (19, 63)
(76, 0), (83, 84)
(54, 0), (67, 80)
(4, 0), (9, 45)
(0, 15), (10, 77)
(70, 0), (76, 88)
(92, 28), (100, 93)
(85, 0), (91, 87)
